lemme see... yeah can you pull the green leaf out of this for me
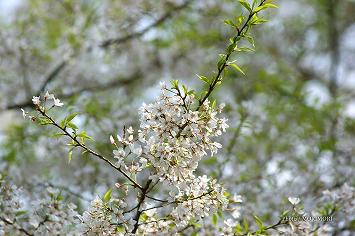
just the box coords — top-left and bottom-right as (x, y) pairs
(280, 210), (290, 219)
(66, 112), (78, 123)
(187, 89), (195, 95)
(103, 188), (112, 202)
(60, 119), (66, 128)
(212, 100), (217, 109)
(245, 35), (255, 47)
(197, 74), (209, 84)
(236, 15), (245, 26)
(212, 214), (218, 225)
(51, 132), (66, 138)
(67, 122), (78, 130)
(15, 210), (28, 216)
(116, 226), (125, 233)
(77, 131), (94, 141)
(224, 19), (236, 28)
(56, 193), (64, 201)
(239, 0), (252, 12)
(236, 47), (255, 52)
(254, 215), (264, 230)
(229, 63), (246, 75)
(38, 117), (52, 125)
(243, 219), (249, 232)
(217, 54), (227, 69)
(227, 42), (237, 54)
(251, 17), (269, 25)
(140, 212), (149, 222)
(68, 150), (73, 163)
(255, 3), (278, 12)
(171, 80), (179, 89)
(217, 210), (223, 218)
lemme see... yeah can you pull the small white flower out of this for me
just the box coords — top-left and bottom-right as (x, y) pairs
(130, 144), (142, 156)
(128, 134), (133, 142)
(288, 197), (301, 205)
(159, 81), (167, 89)
(21, 108), (27, 118)
(231, 207), (241, 219)
(127, 126), (134, 134)
(109, 135), (115, 144)
(32, 96), (41, 105)
(53, 98), (64, 107)
(113, 148), (125, 158)
(44, 91), (55, 100)
(139, 158), (147, 166)
(145, 208), (156, 217)
(224, 218), (237, 227)
(232, 194), (243, 203)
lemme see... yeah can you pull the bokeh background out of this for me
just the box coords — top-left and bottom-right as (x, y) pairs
(0, 0), (354, 234)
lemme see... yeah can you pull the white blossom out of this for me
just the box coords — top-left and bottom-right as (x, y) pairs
(53, 98), (64, 107)
(32, 96), (41, 105)
(44, 91), (55, 100)
(20, 108), (27, 118)
(288, 197), (301, 205)
(138, 86), (229, 183)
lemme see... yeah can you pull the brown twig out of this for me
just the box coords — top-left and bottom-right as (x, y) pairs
(37, 107), (143, 191)
(100, 0), (193, 48)
(176, 0), (267, 137)
(131, 179), (152, 233)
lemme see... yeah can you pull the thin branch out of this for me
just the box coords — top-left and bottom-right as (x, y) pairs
(146, 195), (168, 203)
(199, 0), (267, 107)
(239, 219), (286, 236)
(177, 224), (195, 234)
(5, 72), (142, 110)
(100, 0), (193, 48)
(177, 0), (267, 137)
(131, 179), (152, 233)
(141, 189), (214, 213)
(37, 107), (143, 191)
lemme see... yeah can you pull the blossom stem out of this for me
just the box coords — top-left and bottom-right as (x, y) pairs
(240, 219), (287, 236)
(132, 179), (152, 233)
(37, 108), (143, 191)
(141, 189), (214, 213)
(198, 0), (267, 108)
(177, 0), (267, 138)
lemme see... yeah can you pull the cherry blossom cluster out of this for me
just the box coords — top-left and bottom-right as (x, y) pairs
(322, 183), (354, 215)
(273, 184), (354, 236)
(137, 82), (228, 183)
(106, 83), (232, 233)
(17, 86), (233, 234)
(170, 175), (229, 228)
(0, 179), (77, 235)
(21, 91), (64, 120)
(27, 188), (78, 235)
(78, 197), (127, 235)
